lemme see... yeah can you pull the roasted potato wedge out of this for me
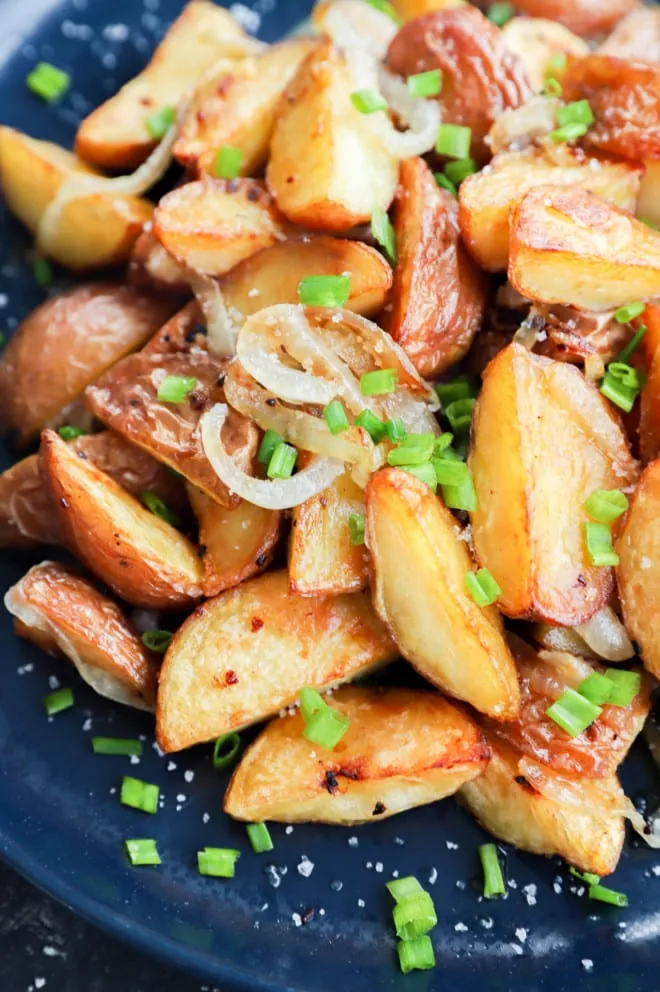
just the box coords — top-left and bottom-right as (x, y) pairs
(224, 686), (489, 825)
(142, 301), (203, 356)
(128, 230), (191, 295)
(0, 127), (152, 270)
(40, 430), (203, 610)
(187, 485), (282, 598)
(531, 304), (629, 367)
(156, 570), (397, 751)
(510, 0), (637, 38)
(501, 17), (588, 92)
(460, 736), (625, 876)
(174, 38), (320, 176)
(387, 7), (532, 160)
(509, 187), (660, 312)
(386, 157), (488, 378)
(75, 1), (250, 170)
(469, 343), (639, 625)
(366, 467), (520, 720)
(267, 41), (399, 231)
(600, 8), (660, 63)
(5, 561), (159, 709)
(289, 470), (368, 596)
(85, 350), (257, 509)
(459, 146), (641, 273)
(0, 283), (176, 447)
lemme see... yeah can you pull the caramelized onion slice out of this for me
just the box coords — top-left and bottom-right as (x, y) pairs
(574, 606), (634, 662)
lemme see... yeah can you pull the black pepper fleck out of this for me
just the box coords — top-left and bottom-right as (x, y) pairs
(372, 801), (386, 816)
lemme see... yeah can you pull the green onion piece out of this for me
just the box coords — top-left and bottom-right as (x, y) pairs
(442, 471), (477, 512)
(246, 822), (274, 854)
(387, 436), (435, 465)
(402, 461), (438, 492)
(371, 208), (397, 265)
(120, 776), (160, 815)
(614, 301), (645, 324)
(267, 442), (297, 479)
(547, 52), (568, 76)
(436, 123), (472, 159)
(257, 429), (283, 465)
(125, 838), (161, 867)
(479, 843), (506, 898)
(44, 687), (73, 716)
(585, 521), (619, 567)
(213, 732), (241, 770)
(584, 489), (628, 524)
(141, 629), (173, 653)
(569, 867), (600, 886)
(607, 362), (643, 389)
(392, 892), (438, 940)
(487, 1), (514, 26)
(543, 77), (563, 97)
(365, 0), (401, 22)
(214, 145), (243, 179)
(354, 409), (386, 442)
(434, 173), (457, 195)
(435, 377), (474, 405)
(600, 364), (641, 412)
(617, 325), (647, 364)
(323, 400), (350, 435)
(576, 672), (614, 706)
(349, 512), (365, 546)
(399, 432), (436, 448)
(386, 876), (425, 902)
(140, 490), (180, 528)
(298, 274), (351, 307)
(145, 105), (175, 139)
(33, 257), (52, 288)
(197, 847), (240, 878)
(351, 89), (388, 114)
(464, 568), (501, 607)
(156, 374), (197, 404)
(604, 669), (641, 707)
(397, 936), (436, 975)
(444, 157), (477, 185)
(444, 397), (475, 433)
(58, 425), (86, 441)
(26, 62), (70, 101)
(557, 99), (594, 128)
(641, 217), (660, 231)
(546, 688), (602, 737)
(302, 703), (350, 750)
(432, 458), (468, 486)
(385, 417), (406, 443)
(360, 368), (398, 396)
(434, 432), (454, 455)
(299, 687), (326, 723)
(407, 69), (442, 98)
(92, 737), (143, 757)
(588, 883), (628, 908)
(550, 122), (589, 143)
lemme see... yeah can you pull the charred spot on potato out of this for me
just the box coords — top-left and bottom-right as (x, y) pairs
(324, 770), (340, 795)
(198, 544), (208, 557)
(251, 616), (264, 632)
(255, 552), (268, 567)
(372, 801), (386, 816)
(225, 669), (239, 686)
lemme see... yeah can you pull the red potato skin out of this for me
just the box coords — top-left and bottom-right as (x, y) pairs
(513, 0), (637, 37)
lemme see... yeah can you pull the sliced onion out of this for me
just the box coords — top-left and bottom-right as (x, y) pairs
(321, 0), (397, 61)
(200, 402), (345, 509)
(532, 623), (595, 658)
(187, 269), (240, 358)
(513, 315), (541, 351)
(574, 606), (634, 662)
(487, 95), (560, 155)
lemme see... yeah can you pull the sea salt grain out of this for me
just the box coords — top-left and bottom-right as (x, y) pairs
(167, 761), (177, 771)
(348, 837), (359, 848)
(523, 884), (537, 906)
(454, 922), (468, 932)
(428, 868), (438, 885)
(357, 899), (365, 907)
(184, 770), (194, 783)
(446, 841), (459, 850)
(297, 856), (314, 878)
(394, 837), (404, 846)
(202, 813), (210, 824)
(285, 826), (294, 835)
(582, 959), (594, 972)
(515, 928), (528, 943)
(292, 913), (302, 928)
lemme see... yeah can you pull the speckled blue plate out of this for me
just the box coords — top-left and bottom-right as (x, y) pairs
(1, 2), (660, 989)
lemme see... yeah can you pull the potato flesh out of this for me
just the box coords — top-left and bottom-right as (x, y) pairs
(156, 570), (397, 751)
(501, 17), (588, 92)
(600, 8), (660, 63)
(128, 231), (191, 294)
(224, 685), (489, 825)
(366, 467), (520, 720)
(469, 343), (639, 625)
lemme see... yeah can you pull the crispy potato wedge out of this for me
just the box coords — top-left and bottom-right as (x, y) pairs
(509, 187), (660, 312)
(387, 7), (532, 161)
(459, 146), (641, 273)
(469, 343), (639, 625)
(40, 430), (203, 610)
(5, 561), (159, 709)
(600, 8), (660, 63)
(153, 178), (286, 278)
(174, 38), (320, 176)
(386, 157), (488, 378)
(221, 236), (392, 321)
(267, 41), (399, 231)
(0, 127), (152, 269)
(224, 685), (489, 825)
(0, 283), (176, 447)
(85, 350), (257, 508)
(156, 570), (397, 751)
(460, 736), (625, 876)
(289, 470), (368, 596)
(511, 0), (636, 38)
(501, 17), (588, 92)
(366, 467), (520, 720)
(128, 230), (191, 295)
(75, 1), (250, 170)
(187, 485), (282, 598)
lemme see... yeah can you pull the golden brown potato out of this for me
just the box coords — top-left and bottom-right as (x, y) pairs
(387, 7), (532, 161)
(640, 314), (660, 464)
(459, 146), (642, 273)
(85, 350), (257, 509)
(128, 230), (191, 294)
(600, 8), (660, 63)
(0, 127), (152, 270)
(386, 157), (488, 378)
(75, 1), (250, 170)
(39, 430), (204, 610)
(225, 686), (489, 825)
(174, 38), (320, 176)
(0, 283), (176, 447)
(366, 467), (520, 720)
(221, 236), (392, 322)
(4, 561), (159, 709)
(530, 304), (629, 367)
(501, 17), (588, 92)
(392, 0), (466, 18)
(187, 485), (282, 598)
(509, 187), (660, 311)
(156, 570), (397, 751)
(142, 301), (203, 356)
(267, 42), (399, 231)
(460, 736), (625, 876)
(511, 0), (637, 37)
(469, 343), (639, 625)
(289, 470), (368, 596)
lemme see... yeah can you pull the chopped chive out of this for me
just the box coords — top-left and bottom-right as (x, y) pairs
(351, 89), (388, 114)
(140, 490), (180, 528)
(407, 69), (442, 98)
(442, 471), (477, 512)
(197, 847), (240, 878)
(385, 417), (406, 443)
(600, 362), (642, 412)
(125, 838), (161, 866)
(614, 301), (645, 324)
(585, 521), (619, 567)
(402, 461), (438, 492)
(257, 429), (283, 466)
(397, 935), (436, 974)
(569, 867), (600, 886)
(298, 274), (350, 307)
(371, 208), (397, 265)
(349, 512), (365, 546)
(434, 173), (457, 195)
(44, 687), (73, 716)
(58, 425), (86, 441)
(588, 883), (628, 908)
(543, 77), (563, 97)
(479, 843), (505, 898)
(33, 257), (52, 288)
(246, 822), (274, 854)
(299, 687), (325, 723)
(323, 400), (350, 435)
(214, 145), (243, 179)
(604, 669), (641, 707)
(550, 122), (589, 143)
(145, 105), (175, 139)
(546, 688), (602, 737)
(487, 1), (514, 26)
(444, 397), (475, 433)
(213, 732), (241, 770)
(267, 442), (297, 479)
(557, 99), (594, 129)
(546, 52), (567, 76)
(300, 689), (350, 750)
(26, 61), (70, 101)
(156, 374), (197, 404)
(392, 892), (438, 940)
(641, 217), (660, 231)
(464, 568), (501, 607)
(444, 157), (477, 185)
(360, 368), (397, 396)
(576, 672), (615, 706)
(354, 409), (386, 442)
(432, 458), (468, 486)
(120, 776), (159, 815)
(387, 876), (425, 902)
(434, 432), (454, 455)
(141, 629), (173, 653)
(617, 325), (646, 364)
(387, 435), (435, 465)
(584, 489), (628, 524)
(435, 377), (475, 405)
(364, 0), (401, 22)
(92, 737), (143, 757)
(436, 123), (472, 159)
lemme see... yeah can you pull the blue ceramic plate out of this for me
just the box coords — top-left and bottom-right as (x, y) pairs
(1, 2), (660, 989)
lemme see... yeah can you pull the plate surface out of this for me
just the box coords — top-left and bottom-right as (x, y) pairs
(1, 2), (660, 989)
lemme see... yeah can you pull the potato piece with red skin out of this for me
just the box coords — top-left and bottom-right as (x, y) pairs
(510, 0), (637, 38)
(128, 230), (191, 295)
(600, 8), (660, 64)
